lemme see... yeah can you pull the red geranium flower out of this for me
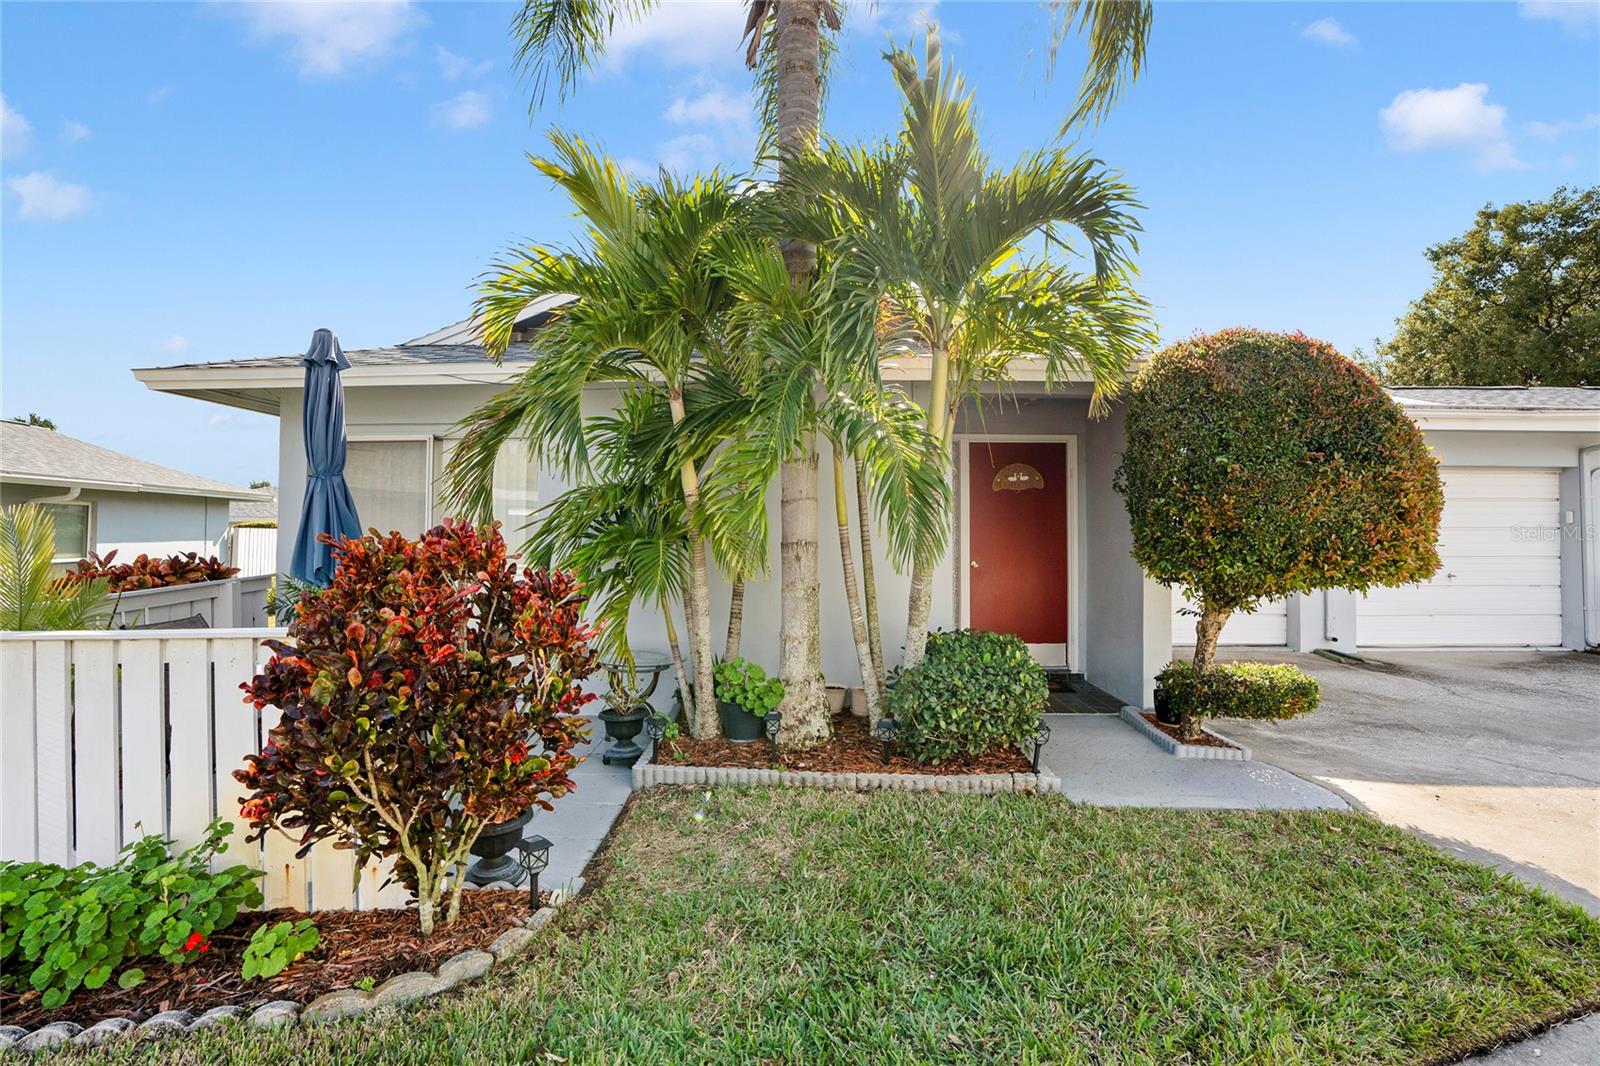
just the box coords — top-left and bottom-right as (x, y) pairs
(184, 932), (210, 954)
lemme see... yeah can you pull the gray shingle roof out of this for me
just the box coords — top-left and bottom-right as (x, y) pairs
(230, 487), (277, 523)
(147, 342), (539, 372)
(0, 422), (267, 499)
(1387, 387), (1600, 411)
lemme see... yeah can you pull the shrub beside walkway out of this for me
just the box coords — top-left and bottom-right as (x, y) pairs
(102, 789), (1600, 1065)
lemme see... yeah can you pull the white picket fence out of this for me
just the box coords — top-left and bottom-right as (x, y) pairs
(0, 629), (409, 912)
(111, 575), (273, 630)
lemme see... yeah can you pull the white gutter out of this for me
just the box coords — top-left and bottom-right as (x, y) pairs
(1, 474), (270, 502)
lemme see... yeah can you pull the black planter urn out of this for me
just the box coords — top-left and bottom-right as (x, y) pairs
(465, 808), (533, 886)
(1154, 686), (1180, 726)
(599, 706), (649, 766)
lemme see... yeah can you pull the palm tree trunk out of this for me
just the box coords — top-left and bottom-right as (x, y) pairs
(662, 604), (690, 720)
(725, 578), (745, 660)
(903, 343), (954, 670)
(667, 389), (720, 739)
(774, 0), (829, 747)
(833, 451), (883, 725)
(854, 460), (884, 691)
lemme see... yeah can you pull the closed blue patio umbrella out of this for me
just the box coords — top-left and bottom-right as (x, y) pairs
(289, 328), (362, 585)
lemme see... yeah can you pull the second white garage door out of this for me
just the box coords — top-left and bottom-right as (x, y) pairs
(1358, 467), (1563, 647)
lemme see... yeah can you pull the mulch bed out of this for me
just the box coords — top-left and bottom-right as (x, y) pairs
(1, 888), (549, 1030)
(1139, 711), (1236, 749)
(655, 713), (1035, 775)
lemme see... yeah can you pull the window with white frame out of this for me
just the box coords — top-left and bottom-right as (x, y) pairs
(44, 502), (90, 562)
(344, 439), (430, 537)
(432, 437), (539, 545)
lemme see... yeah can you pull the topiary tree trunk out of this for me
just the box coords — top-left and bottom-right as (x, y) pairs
(1186, 602), (1231, 741)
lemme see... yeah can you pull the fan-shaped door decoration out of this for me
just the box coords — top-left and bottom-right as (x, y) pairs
(992, 462), (1044, 492)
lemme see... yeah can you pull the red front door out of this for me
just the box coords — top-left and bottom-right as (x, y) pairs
(967, 440), (1069, 655)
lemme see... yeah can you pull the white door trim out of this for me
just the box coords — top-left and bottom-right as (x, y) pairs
(956, 434), (1082, 671)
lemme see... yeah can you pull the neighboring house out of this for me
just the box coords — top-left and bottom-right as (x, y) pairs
(228, 485), (278, 577)
(135, 312), (1600, 710)
(0, 421), (270, 567)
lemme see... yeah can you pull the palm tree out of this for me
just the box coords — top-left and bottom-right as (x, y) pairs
(783, 26), (1156, 669)
(505, 0), (1152, 739)
(443, 136), (747, 739)
(0, 503), (113, 631)
(700, 224), (948, 734)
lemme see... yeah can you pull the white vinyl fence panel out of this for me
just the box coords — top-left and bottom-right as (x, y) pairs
(111, 575), (273, 630)
(0, 629), (409, 912)
(228, 526), (278, 577)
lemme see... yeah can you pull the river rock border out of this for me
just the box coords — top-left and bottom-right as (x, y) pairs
(633, 762), (1062, 794)
(1119, 706), (1252, 761)
(0, 892), (569, 1055)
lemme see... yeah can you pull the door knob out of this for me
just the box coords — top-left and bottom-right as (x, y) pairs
(970, 560), (979, 569)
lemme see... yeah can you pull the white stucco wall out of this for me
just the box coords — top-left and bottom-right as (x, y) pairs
(2, 484), (233, 561)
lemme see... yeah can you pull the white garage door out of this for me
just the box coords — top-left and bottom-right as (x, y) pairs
(1358, 467), (1562, 647)
(1171, 589), (1287, 646)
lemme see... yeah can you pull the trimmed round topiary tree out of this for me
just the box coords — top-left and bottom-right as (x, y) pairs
(1114, 328), (1442, 738)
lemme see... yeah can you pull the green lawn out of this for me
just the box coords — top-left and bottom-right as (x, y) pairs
(89, 789), (1599, 1065)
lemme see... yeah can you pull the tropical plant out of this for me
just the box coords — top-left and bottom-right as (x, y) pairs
(236, 520), (595, 936)
(507, 0), (1152, 745)
(1374, 185), (1599, 387)
(1115, 329), (1443, 739)
(883, 629), (1049, 765)
(64, 549), (239, 592)
(0, 821), (262, 1010)
(0, 503), (114, 631)
(1157, 661), (1320, 726)
(444, 138), (750, 740)
(780, 26), (1154, 671)
(712, 657), (784, 718)
(241, 918), (320, 981)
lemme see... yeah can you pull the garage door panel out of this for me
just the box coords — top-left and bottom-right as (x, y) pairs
(1359, 584), (1560, 615)
(1406, 556), (1562, 585)
(1359, 614), (1562, 647)
(1359, 467), (1562, 648)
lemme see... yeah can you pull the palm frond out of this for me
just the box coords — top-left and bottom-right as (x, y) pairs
(0, 504), (113, 631)
(1047, 0), (1153, 131)
(511, 0), (657, 110)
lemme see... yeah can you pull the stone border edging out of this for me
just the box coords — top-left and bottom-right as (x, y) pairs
(0, 891), (569, 1055)
(1119, 706), (1251, 761)
(632, 761), (1062, 794)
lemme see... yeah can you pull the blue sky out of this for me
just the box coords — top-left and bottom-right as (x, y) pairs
(3, 1), (1597, 486)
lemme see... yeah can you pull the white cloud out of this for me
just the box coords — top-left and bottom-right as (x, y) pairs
(855, 0), (944, 37)
(5, 171), (91, 221)
(1526, 112), (1600, 140)
(656, 132), (721, 174)
(161, 334), (191, 356)
(1379, 83), (1523, 171)
(602, 1), (746, 73)
(2, 94), (32, 159)
(665, 86), (751, 129)
(1301, 17), (1356, 46)
(147, 85), (174, 104)
(1518, 1), (1599, 35)
(223, 0), (424, 78)
(61, 120), (90, 144)
(435, 45), (492, 81)
(431, 91), (491, 130)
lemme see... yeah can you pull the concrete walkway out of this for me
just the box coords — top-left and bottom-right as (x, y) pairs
(1040, 713), (1347, 810)
(519, 715), (634, 894)
(1460, 1014), (1600, 1065)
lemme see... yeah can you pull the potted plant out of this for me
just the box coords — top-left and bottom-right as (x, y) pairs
(714, 657), (784, 742)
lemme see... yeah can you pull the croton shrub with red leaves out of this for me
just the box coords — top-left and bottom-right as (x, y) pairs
(236, 519), (596, 935)
(65, 549), (240, 592)
(1115, 329), (1442, 736)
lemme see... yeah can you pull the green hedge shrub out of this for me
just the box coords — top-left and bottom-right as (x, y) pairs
(885, 629), (1048, 764)
(0, 821), (263, 1009)
(1157, 661), (1320, 723)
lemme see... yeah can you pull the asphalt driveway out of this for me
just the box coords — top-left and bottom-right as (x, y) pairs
(1209, 649), (1600, 916)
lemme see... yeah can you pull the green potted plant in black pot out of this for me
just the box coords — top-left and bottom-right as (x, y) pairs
(713, 657), (784, 742)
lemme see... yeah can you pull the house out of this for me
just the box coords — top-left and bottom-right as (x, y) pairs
(134, 313), (1600, 710)
(1, 420), (271, 568)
